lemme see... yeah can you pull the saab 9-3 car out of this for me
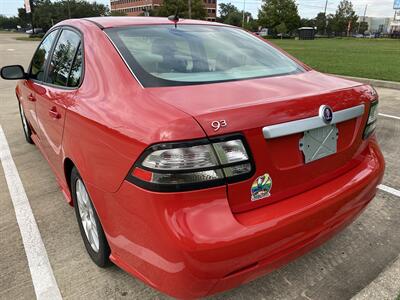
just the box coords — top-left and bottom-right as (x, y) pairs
(0, 17), (384, 298)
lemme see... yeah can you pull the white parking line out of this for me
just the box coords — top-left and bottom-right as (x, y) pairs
(0, 126), (62, 300)
(379, 113), (400, 120)
(378, 184), (400, 198)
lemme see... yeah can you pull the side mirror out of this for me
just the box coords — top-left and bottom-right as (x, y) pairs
(0, 65), (27, 80)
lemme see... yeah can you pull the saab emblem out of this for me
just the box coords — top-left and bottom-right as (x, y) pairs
(251, 173), (272, 201)
(319, 105), (333, 124)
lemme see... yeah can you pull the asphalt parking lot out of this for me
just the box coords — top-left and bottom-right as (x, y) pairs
(0, 32), (399, 300)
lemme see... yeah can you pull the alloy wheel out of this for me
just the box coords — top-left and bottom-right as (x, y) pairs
(75, 179), (99, 253)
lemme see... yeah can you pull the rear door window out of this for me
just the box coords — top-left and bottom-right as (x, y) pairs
(29, 29), (59, 81)
(46, 29), (81, 87)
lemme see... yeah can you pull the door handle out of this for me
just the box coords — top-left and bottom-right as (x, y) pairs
(48, 107), (61, 119)
(28, 94), (36, 102)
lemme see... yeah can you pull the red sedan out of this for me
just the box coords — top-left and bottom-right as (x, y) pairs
(1, 17), (384, 298)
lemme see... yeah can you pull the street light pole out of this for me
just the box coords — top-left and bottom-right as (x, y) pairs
(242, 0), (245, 28)
(323, 0), (328, 35)
(188, 0), (192, 19)
(357, 4), (367, 34)
(324, 0), (328, 15)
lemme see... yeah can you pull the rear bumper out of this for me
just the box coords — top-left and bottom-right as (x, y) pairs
(88, 138), (384, 299)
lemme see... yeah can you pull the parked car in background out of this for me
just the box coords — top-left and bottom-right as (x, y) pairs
(25, 27), (44, 35)
(0, 17), (384, 298)
(256, 27), (269, 37)
(364, 32), (381, 39)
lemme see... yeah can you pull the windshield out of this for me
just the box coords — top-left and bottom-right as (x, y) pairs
(106, 25), (304, 87)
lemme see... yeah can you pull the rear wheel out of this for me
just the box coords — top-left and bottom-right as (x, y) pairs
(71, 167), (111, 267)
(18, 101), (34, 144)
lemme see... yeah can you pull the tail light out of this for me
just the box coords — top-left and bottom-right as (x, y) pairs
(363, 100), (378, 139)
(127, 135), (254, 192)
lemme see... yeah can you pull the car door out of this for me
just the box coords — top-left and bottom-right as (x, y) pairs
(19, 29), (60, 135)
(34, 27), (83, 175)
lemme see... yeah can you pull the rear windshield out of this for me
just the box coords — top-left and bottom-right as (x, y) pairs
(105, 25), (304, 87)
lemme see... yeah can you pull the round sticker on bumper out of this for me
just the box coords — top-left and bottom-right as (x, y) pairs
(251, 173), (272, 201)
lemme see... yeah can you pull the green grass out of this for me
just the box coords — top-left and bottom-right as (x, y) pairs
(271, 38), (400, 82)
(15, 36), (42, 41)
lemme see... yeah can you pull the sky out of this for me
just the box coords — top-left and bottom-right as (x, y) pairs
(0, 0), (397, 19)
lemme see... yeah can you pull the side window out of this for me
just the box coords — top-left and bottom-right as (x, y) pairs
(46, 29), (81, 87)
(29, 30), (59, 81)
(67, 45), (83, 87)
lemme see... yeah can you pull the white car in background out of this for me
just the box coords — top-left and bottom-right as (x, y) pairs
(257, 28), (269, 37)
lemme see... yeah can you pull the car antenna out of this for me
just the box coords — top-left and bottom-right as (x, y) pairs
(168, 8), (179, 28)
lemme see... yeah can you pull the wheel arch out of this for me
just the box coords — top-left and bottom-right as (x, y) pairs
(63, 157), (77, 206)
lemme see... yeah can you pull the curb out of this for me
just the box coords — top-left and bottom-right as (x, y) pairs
(351, 255), (400, 300)
(332, 75), (400, 90)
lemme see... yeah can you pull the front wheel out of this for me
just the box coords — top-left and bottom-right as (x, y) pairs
(71, 167), (111, 267)
(18, 101), (34, 144)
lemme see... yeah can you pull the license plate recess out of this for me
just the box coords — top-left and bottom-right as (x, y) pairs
(299, 124), (338, 163)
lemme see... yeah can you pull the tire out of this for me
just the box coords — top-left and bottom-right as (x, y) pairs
(18, 101), (34, 144)
(71, 167), (111, 267)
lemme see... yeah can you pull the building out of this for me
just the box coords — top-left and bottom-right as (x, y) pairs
(298, 27), (316, 40)
(389, 10), (400, 34)
(357, 16), (392, 33)
(110, 0), (216, 21)
(203, 0), (216, 22)
(110, 0), (161, 16)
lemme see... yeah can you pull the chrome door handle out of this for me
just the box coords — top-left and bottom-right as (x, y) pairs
(48, 107), (61, 119)
(28, 94), (36, 102)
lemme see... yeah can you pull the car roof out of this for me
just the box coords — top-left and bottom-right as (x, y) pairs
(82, 16), (229, 29)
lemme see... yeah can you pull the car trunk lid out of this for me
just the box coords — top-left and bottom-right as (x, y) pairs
(147, 71), (373, 213)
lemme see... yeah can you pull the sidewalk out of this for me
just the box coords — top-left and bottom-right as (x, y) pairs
(333, 75), (400, 90)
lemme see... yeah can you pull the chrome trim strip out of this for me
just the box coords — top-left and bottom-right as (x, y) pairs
(263, 104), (365, 139)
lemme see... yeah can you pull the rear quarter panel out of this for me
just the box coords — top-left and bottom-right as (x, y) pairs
(61, 20), (205, 194)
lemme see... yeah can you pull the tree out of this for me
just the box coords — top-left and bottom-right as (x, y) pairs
(190, 0), (207, 20)
(331, 0), (358, 35)
(258, 0), (301, 35)
(276, 22), (287, 39)
(0, 15), (24, 30)
(31, 0), (59, 30)
(217, 3), (241, 26)
(217, 3), (256, 29)
(218, 3), (238, 23)
(57, 0), (109, 18)
(356, 21), (368, 34)
(243, 14), (259, 31)
(300, 18), (316, 28)
(315, 12), (327, 34)
(17, 0), (109, 31)
(154, 0), (206, 20)
(17, 8), (30, 27)
(325, 14), (335, 35)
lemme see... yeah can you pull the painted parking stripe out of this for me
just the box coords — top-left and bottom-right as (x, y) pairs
(378, 184), (400, 198)
(0, 126), (62, 300)
(379, 113), (400, 120)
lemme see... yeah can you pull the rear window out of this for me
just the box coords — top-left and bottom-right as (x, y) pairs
(105, 25), (304, 87)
